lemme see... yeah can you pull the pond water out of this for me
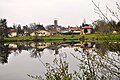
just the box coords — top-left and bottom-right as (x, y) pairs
(0, 41), (120, 80)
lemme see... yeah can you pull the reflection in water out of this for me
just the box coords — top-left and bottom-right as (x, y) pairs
(0, 41), (120, 80)
(0, 42), (11, 64)
(72, 42), (120, 80)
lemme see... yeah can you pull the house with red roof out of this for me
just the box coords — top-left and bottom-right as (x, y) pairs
(60, 27), (81, 34)
(82, 25), (93, 34)
(60, 25), (93, 35)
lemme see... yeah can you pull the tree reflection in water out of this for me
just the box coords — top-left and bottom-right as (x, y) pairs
(30, 48), (44, 58)
(29, 41), (48, 58)
(72, 41), (120, 80)
(0, 42), (11, 64)
(0, 41), (119, 80)
(28, 41), (120, 80)
(28, 43), (72, 80)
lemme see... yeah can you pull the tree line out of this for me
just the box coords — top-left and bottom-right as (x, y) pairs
(92, 20), (120, 35)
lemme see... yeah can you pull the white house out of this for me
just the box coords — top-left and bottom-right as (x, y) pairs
(82, 26), (93, 34)
(30, 42), (51, 49)
(30, 30), (50, 36)
(8, 29), (17, 37)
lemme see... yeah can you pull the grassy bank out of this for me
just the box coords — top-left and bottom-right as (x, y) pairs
(3, 34), (120, 42)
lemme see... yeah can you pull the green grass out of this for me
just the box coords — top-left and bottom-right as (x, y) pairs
(98, 34), (120, 40)
(3, 34), (120, 42)
(44, 35), (81, 40)
(5, 36), (35, 41)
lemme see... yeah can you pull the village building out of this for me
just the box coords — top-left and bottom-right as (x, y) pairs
(30, 30), (50, 36)
(8, 29), (17, 37)
(23, 30), (32, 36)
(59, 25), (93, 35)
(82, 25), (93, 34)
(46, 20), (63, 35)
(60, 27), (81, 34)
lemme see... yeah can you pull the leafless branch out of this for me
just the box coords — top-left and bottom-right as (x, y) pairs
(91, 0), (110, 22)
(106, 6), (120, 21)
(91, 0), (117, 29)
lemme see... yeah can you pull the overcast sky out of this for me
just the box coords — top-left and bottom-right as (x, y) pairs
(0, 0), (120, 27)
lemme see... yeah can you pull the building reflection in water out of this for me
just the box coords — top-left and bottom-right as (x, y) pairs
(0, 41), (100, 64)
(1, 41), (119, 60)
(0, 41), (93, 64)
(0, 41), (120, 79)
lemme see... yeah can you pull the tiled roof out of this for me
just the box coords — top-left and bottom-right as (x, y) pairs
(82, 26), (93, 29)
(8, 29), (17, 33)
(66, 27), (81, 31)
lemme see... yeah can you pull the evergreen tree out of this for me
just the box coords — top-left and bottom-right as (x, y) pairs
(0, 19), (8, 41)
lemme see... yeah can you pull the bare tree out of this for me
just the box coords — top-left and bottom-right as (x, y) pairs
(92, 0), (120, 33)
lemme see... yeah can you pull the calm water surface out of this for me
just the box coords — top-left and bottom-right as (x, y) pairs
(0, 41), (120, 80)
